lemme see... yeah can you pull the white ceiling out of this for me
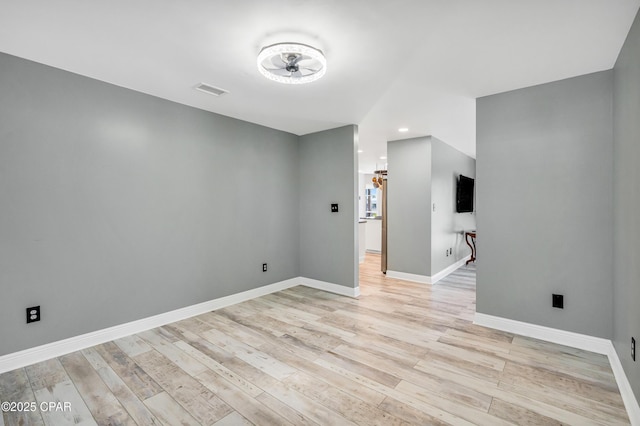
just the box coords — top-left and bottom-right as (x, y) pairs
(1, 1), (638, 173)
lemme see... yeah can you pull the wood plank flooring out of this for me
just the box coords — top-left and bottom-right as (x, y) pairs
(0, 254), (630, 425)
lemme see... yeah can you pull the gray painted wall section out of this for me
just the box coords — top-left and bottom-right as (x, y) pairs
(613, 8), (640, 403)
(430, 138), (476, 274)
(0, 52), (300, 356)
(476, 71), (614, 339)
(387, 137), (432, 276)
(298, 125), (358, 289)
(387, 136), (476, 277)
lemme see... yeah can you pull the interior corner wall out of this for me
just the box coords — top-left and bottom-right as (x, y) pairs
(613, 7), (640, 403)
(298, 125), (358, 289)
(0, 52), (301, 356)
(358, 172), (367, 219)
(430, 138), (476, 275)
(476, 70), (614, 339)
(387, 137), (432, 276)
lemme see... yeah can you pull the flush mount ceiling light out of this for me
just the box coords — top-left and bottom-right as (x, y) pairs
(257, 42), (326, 84)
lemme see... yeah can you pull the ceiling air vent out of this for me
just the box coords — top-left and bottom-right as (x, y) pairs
(194, 83), (229, 97)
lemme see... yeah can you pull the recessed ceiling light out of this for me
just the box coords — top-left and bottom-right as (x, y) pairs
(398, 127), (409, 132)
(357, 150), (364, 153)
(380, 156), (387, 160)
(257, 42), (326, 84)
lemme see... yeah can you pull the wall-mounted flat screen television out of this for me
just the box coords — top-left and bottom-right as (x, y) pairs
(456, 174), (475, 213)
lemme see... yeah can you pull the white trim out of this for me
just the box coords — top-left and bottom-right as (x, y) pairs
(0, 278), (299, 374)
(387, 255), (471, 285)
(431, 255), (472, 284)
(0, 275), (362, 374)
(473, 313), (611, 354)
(359, 255), (366, 264)
(386, 270), (431, 284)
(608, 342), (640, 425)
(473, 313), (640, 425)
(300, 277), (360, 298)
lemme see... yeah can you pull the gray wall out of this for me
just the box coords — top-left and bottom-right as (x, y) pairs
(476, 70), (614, 339)
(299, 125), (358, 289)
(613, 8), (640, 403)
(430, 138), (476, 274)
(387, 137), (432, 276)
(387, 136), (476, 278)
(0, 52), (301, 356)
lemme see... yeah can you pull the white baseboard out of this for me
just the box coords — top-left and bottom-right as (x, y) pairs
(473, 313), (611, 354)
(386, 270), (431, 284)
(300, 277), (360, 298)
(474, 313), (639, 425)
(359, 255), (366, 264)
(0, 275), (362, 374)
(431, 255), (472, 284)
(608, 342), (640, 425)
(387, 255), (471, 285)
(0, 278), (299, 374)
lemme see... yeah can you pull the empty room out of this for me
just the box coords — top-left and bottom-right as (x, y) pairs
(0, 1), (639, 425)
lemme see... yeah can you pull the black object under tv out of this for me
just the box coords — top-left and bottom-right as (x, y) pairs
(456, 175), (474, 213)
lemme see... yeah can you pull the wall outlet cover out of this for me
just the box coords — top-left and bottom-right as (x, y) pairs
(552, 294), (564, 309)
(262, 263), (268, 272)
(26, 306), (40, 324)
(331, 203), (339, 213)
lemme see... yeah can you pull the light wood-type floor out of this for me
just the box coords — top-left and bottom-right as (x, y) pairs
(0, 254), (630, 425)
